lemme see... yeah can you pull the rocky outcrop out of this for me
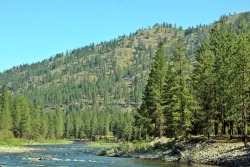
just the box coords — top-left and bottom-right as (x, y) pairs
(154, 140), (250, 166)
(178, 142), (250, 166)
(29, 157), (53, 162)
(101, 137), (250, 166)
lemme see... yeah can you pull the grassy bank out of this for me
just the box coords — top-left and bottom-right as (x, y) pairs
(32, 138), (71, 145)
(0, 138), (71, 147)
(0, 138), (28, 147)
(85, 141), (119, 149)
(96, 141), (148, 156)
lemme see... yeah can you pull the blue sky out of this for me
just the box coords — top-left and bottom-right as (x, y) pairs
(0, 0), (249, 72)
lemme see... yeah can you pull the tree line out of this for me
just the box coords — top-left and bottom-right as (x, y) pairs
(136, 20), (250, 147)
(0, 84), (134, 141)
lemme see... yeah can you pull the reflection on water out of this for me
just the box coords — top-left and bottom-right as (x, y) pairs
(0, 144), (217, 167)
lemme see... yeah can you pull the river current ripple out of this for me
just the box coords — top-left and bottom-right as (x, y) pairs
(0, 144), (213, 167)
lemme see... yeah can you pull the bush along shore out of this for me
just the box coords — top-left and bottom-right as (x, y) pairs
(97, 137), (250, 167)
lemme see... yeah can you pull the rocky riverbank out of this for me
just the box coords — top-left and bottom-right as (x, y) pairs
(0, 146), (43, 153)
(176, 141), (250, 166)
(99, 137), (250, 167)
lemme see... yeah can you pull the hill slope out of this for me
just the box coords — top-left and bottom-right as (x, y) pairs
(0, 12), (249, 113)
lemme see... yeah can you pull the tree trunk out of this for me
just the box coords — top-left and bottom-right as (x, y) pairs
(159, 125), (163, 138)
(214, 122), (218, 136)
(230, 120), (233, 140)
(221, 109), (226, 135)
(243, 134), (248, 147)
(243, 110), (248, 147)
(242, 96), (248, 147)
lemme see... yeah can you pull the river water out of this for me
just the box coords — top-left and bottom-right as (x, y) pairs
(0, 144), (215, 167)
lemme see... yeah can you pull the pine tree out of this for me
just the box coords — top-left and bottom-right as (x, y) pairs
(64, 113), (73, 139)
(54, 106), (64, 139)
(210, 20), (238, 135)
(12, 96), (22, 138)
(39, 111), (48, 138)
(0, 84), (12, 131)
(30, 103), (41, 140)
(137, 42), (167, 138)
(78, 114), (85, 140)
(192, 40), (216, 139)
(90, 112), (97, 140)
(47, 112), (56, 139)
(19, 96), (31, 139)
(135, 102), (151, 140)
(122, 112), (134, 141)
(162, 62), (177, 137)
(104, 110), (110, 137)
(83, 111), (91, 139)
(234, 20), (250, 147)
(72, 110), (80, 139)
(165, 38), (192, 139)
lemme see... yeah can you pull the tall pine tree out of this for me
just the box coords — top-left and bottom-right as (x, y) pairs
(165, 38), (192, 139)
(137, 42), (167, 138)
(192, 40), (216, 139)
(0, 84), (12, 131)
(234, 20), (250, 147)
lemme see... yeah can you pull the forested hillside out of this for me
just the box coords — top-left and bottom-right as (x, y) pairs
(0, 12), (249, 141)
(1, 13), (248, 112)
(0, 17), (209, 112)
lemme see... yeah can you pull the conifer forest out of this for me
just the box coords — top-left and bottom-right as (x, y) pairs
(0, 12), (250, 146)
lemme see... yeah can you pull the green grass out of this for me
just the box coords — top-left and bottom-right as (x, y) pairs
(0, 138), (27, 146)
(33, 138), (70, 144)
(85, 142), (119, 149)
(96, 141), (149, 156)
(116, 141), (148, 154)
(0, 138), (71, 147)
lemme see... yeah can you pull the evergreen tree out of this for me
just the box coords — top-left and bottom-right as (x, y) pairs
(162, 62), (176, 137)
(90, 112), (97, 140)
(192, 40), (216, 139)
(210, 20), (236, 135)
(104, 110), (110, 137)
(30, 103), (41, 140)
(47, 112), (56, 139)
(234, 20), (250, 147)
(54, 106), (64, 139)
(39, 111), (48, 138)
(137, 42), (167, 138)
(165, 38), (192, 139)
(83, 111), (91, 139)
(64, 113), (73, 139)
(72, 110), (81, 139)
(19, 96), (31, 139)
(0, 84), (12, 131)
(12, 96), (22, 138)
(122, 112), (134, 141)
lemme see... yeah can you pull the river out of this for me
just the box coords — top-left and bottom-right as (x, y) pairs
(0, 144), (216, 167)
